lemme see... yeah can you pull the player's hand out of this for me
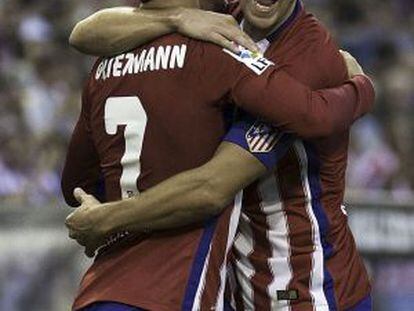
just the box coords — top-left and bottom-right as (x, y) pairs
(176, 8), (258, 53)
(340, 50), (365, 78)
(65, 188), (107, 258)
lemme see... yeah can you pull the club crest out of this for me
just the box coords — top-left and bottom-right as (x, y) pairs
(246, 122), (281, 153)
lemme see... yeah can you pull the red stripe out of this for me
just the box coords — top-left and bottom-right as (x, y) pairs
(276, 147), (314, 311)
(260, 134), (280, 152)
(251, 135), (264, 150)
(313, 137), (371, 309)
(244, 185), (274, 311)
(254, 134), (270, 151)
(199, 204), (235, 310)
(232, 250), (245, 311)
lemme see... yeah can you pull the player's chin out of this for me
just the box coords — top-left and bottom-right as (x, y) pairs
(243, 1), (280, 25)
(244, 10), (280, 30)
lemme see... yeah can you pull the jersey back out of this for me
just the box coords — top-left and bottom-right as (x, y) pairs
(72, 35), (243, 311)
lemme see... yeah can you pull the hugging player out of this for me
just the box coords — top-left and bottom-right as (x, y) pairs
(64, 0), (374, 310)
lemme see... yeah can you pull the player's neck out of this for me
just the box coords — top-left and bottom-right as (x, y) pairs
(244, 0), (297, 42)
(141, 0), (198, 10)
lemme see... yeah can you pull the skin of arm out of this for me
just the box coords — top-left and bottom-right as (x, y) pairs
(66, 142), (266, 255)
(70, 7), (179, 56)
(105, 142), (265, 232)
(70, 7), (258, 56)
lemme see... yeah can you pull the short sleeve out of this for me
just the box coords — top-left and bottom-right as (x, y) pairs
(223, 114), (294, 170)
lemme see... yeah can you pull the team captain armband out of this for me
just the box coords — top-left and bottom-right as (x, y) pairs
(223, 46), (274, 75)
(224, 116), (294, 169)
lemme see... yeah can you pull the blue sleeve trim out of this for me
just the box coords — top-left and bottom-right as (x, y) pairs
(224, 117), (293, 170)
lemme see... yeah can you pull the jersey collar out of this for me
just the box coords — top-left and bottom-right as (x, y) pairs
(241, 0), (303, 49)
(240, 0), (303, 54)
(266, 0), (303, 43)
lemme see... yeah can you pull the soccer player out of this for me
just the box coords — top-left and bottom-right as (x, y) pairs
(64, 0), (374, 310)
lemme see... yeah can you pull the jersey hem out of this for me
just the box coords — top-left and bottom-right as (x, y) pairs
(340, 287), (372, 311)
(73, 298), (182, 311)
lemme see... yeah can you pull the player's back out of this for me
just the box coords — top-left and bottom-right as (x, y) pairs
(87, 36), (232, 200)
(73, 34), (241, 311)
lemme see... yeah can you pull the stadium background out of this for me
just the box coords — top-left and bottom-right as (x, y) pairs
(0, 0), (413, 310)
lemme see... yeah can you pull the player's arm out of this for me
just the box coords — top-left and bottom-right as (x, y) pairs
(66, 142), (268, 256)
(66, 124), (293, 257)
(70, 7), (257, 56)
(235, 74), (374, 138)
(61, 94), (104, 207)
(67, 142), (265, 235)
(228, 51), (375, 138)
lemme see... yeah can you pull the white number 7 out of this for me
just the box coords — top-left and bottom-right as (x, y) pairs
(105, 96), (148, 199)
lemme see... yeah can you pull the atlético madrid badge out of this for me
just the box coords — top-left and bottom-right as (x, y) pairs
(245, 121), (281, 153)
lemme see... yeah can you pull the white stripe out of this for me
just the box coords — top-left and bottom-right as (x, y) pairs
(257, 174), (292, 311)
(191, 244), (213, 311)
(256, 133), (270, 149)
(233, 213), (255, 310)
(264, 133), (278, 147)
(215, 191), (243, 311)
(294, 141), (329, 308)
(226, 264), (238, 309)
(249, 133), (262, 147)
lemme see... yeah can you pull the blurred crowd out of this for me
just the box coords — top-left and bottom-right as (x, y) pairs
(0, 0), (413, 207)
(0, 0), (133, 207)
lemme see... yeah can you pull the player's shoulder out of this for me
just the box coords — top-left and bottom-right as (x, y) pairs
(140, 33), (192, 49)
(87, 33), (274, 90)
(278, 9), (338, 61)
(292, 11), (341, 55)
(288, 10), (348, 83)
(135, 33), (222, 57)
(144, 33), (274, 76)
(290, 10), (332, 44)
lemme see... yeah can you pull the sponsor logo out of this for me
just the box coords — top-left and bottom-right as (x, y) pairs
(223, 46), (274, 75)
(277, 289), (299, 301)
(246, 121), (281, 153)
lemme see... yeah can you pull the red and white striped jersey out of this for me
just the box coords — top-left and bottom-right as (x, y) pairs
(224, 2), (371, 310)
(225, 140), (371, 310)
